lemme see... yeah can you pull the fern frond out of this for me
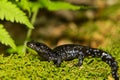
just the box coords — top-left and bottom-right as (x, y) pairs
(0, 0), (33, 29)
(0, 24), (16, 49)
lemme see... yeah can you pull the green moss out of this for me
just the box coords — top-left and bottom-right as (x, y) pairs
(0, 45), (120, 80)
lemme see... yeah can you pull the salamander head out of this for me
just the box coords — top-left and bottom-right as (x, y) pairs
(27, 41), (52, 54)
(27, 41), (49, 52)
(27, 41), (57, 61)
(27, 41), (55, 61)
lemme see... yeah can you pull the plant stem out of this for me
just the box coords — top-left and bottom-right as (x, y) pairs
(22, 9), (39, 55)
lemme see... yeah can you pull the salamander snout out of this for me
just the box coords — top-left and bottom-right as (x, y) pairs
(27, 41), (34, 48)
(27, 41), (40, 50)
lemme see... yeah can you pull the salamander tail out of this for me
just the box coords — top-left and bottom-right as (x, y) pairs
(101, 52), (119, 80)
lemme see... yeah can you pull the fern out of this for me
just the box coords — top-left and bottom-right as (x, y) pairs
(0, 24), (16, 49)
(0, 0), (33, 29)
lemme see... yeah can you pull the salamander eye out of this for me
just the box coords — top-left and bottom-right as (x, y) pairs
(36, 43), (40, 46)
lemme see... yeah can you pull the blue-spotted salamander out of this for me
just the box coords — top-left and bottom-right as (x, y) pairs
(27, 41), (119, 80)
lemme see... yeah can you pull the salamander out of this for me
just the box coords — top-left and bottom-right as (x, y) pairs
(27, 41), (119, 80)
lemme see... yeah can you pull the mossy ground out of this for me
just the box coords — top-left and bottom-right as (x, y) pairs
(0, 45), (120, 80)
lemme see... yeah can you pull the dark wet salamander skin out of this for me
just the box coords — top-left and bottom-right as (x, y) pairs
(27, 41), (119, 80)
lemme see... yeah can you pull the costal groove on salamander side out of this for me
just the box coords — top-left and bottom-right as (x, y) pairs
(27, 41), (119, 80)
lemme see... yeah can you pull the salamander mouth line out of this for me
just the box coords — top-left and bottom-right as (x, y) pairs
(27, 41), (119, 80)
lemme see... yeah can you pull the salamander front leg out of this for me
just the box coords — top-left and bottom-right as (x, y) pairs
(56, 56), (62, 67)
(77, 53), (84, 66)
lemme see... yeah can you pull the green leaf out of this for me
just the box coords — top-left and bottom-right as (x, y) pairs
(18, 0), (31, 12)
(0, 24), (16, 49)
(7, 45), (26, 56)
(39, 0), (81, 11)
(101, 2), (120, 18)
(30, 2), (43, 12)
(18, 0), (32, 16)
(0, 0), (33, 29)
(7, 45), (37, 56)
